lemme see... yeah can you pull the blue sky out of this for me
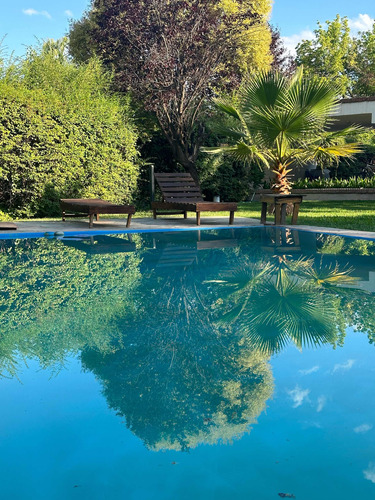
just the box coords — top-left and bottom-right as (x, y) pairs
(272, 0), (375, 54)
(0, 1), (374, 57)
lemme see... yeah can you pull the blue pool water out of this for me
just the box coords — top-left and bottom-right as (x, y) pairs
(0, 227), (375, 499)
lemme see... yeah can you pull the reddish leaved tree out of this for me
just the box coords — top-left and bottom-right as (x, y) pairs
(70, 0), (271, 180)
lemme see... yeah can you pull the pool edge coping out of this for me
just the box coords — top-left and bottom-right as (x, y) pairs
(1, 223), (375, 241)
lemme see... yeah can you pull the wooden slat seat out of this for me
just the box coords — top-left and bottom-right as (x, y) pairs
(60, 199), (135, 228)
(152, 173), (237, 225)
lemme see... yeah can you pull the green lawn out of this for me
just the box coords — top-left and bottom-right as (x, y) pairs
(135, 200), (375, 232)
(238, 200), (375, 232)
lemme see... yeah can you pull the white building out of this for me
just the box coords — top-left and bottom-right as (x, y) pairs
(331, 97), (375, 129)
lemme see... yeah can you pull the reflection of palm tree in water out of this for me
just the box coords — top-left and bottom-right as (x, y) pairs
(81, 266), (273, 452)
(209, 253), (358, 354)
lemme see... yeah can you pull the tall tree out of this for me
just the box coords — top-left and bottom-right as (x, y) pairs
(270, 25), (296, 76)
(296, 15), (354, 96)
(69, 0), (272, 181)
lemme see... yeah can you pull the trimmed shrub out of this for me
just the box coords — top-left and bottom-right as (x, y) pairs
(0, 41), (139, 217)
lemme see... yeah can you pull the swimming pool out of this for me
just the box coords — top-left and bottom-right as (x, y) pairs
(0, 227), (374, 499)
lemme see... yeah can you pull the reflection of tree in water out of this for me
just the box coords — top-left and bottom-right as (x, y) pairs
(79, 244), (363, 451)
(81, 265), (273, 451)
(0, 237), (142, 376)
(1, 229), (375, 451)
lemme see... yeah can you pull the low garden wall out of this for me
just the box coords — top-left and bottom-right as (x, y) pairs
(254, 188), (375, 201)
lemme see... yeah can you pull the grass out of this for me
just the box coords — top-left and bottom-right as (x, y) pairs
(238, 200), (375, 232)
(13, 200), (375, 233)
(134, 200), (375, 232)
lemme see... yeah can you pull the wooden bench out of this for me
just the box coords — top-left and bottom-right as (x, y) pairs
(60, 199), (135, 228)
(152, 173), (237, 225)
(260, 194), (304, 225)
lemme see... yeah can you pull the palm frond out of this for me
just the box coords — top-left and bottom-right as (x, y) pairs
(215, 100), (243, 121)
(302, 262), (359, 287)
(287, 74), (340, 118)
(239, 71), (289, 110)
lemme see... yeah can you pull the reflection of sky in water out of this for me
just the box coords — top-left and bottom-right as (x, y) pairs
(0, 228), (375, 499)
(269, 331), (375, 499)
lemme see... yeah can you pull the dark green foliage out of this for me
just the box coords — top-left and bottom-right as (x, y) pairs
(0, 42), (139, 217)
(136, 130), (264, 205)
(333, 145), (375, 179)
(199, 155), (264, 202)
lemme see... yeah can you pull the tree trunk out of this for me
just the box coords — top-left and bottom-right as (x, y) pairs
(168, 139), (200, 183)
(178, 157), (200, 184)
(271, 163), (292, 195)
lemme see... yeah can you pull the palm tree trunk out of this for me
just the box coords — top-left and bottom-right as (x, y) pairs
(271, 163), (292, 195)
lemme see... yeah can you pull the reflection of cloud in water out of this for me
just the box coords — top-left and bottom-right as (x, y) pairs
(364, 462), (375, 483)
(333, 359), (356, 373)
(354, 424), (373, 434)
(316, 396), (326, 413)
(301, 421), (322, 429)
(287, 385), (310, 408)
(299, 366), (319, 376)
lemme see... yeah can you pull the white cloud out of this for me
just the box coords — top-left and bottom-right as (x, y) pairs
(287, 385), (310, 408)
(317, 396), (326, 413)
(22, 8), (52, 19)
(364, 462), (375, 483)
(354, 424), (373, 434)
(282, 29), (314, 56)
(333, 359), (356, 373)
(64, 10), (73, 17)
(299, 365), (319, 376)
(348, 14), (374, 33)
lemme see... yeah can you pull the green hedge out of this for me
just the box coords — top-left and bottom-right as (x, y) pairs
(293, 175), (375, 189)
(0, 42), (139, 217)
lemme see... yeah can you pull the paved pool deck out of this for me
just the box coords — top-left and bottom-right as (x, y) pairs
(1, 216), (375, 240)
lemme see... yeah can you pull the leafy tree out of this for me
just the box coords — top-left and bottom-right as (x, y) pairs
(352, 22), (375, 96)
(295, 15), (375, 97)
(295, 15), (354, 96)
(69, 0), (272, 181)
(203, 69), (361, 194)
(0, 40), (139, 217)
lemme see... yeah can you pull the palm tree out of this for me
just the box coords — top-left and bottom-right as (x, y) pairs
(203, 68), (361, 194)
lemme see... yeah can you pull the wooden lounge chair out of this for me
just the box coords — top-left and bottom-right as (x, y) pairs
(152, 173), (237, 225)
(60, 199), (135, 228)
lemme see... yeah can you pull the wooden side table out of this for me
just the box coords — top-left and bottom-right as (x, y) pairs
(260, 194), (304, 225)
